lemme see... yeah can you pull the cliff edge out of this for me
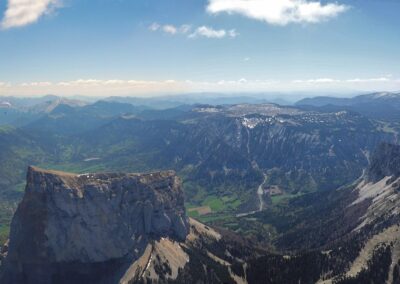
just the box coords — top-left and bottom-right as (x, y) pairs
(0, 166), (189, 283)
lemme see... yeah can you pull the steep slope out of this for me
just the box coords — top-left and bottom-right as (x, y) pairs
(0, 127), (46, 198)
(329, 143), (400, 283)
(0, 167), (260, 284)
(245, 142), (400, 283)
(367, 142), (400, 182)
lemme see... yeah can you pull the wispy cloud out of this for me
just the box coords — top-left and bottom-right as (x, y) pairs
(148, 22), (161, 31)
(189, 26), (238, 39)
(1, 0), (62, 29)
(345, 77), (390, 83)
(293, 77), (393, 84)
(149, 23), (190, 35)
(149, 22), (191, 35)
(293, 78), (340, 83)
(0, 79), (184, 96)
(207, 0), (349, 26)
(162, 24), (178, 34)
(149, 22), (237, 39)
(179, 24), (191, 34)
(1, 76), (399, 97)
(21, 81), (52, 87)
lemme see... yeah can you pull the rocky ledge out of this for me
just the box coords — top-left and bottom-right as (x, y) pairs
(0, 166), (189, 283)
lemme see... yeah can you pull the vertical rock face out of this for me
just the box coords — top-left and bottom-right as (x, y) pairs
(0, 166), (189, 284)
(367, 143), (400, 182)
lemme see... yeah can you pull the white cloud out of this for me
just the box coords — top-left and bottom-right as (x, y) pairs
(149, 23), (191, 35)
(149, 23), (236, 39)
(179, 24), (191, 34)
(1, 0), (62, 29)
(228, 29), (239, 37)
(293, 78), (339, 83)
(148, 22), (161, 31)
(189, 26), (238, 38)
(207, 0), (348, 26)
(289, 76), (400, 92)
(21, 81), (52, 87)
(294, 77), (394, 84)
(346, 77), (390, 83)
(0, 82), (12, 89)
(162, 24), (178, 34)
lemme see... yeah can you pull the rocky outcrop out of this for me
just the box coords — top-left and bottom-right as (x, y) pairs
(0, 166), (189, 284)
(367, 143), (400, 182)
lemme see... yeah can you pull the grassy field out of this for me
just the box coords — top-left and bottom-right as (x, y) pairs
(0, 203), (15, 246)
(0, 225), (9, 245)
(185, 190), (245, 226)
(271, 193), (304, 205)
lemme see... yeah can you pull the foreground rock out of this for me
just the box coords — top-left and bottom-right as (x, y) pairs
(0, 167), (259, 284)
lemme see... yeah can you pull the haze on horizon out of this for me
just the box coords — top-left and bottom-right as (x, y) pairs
(0, 0), (399, 97)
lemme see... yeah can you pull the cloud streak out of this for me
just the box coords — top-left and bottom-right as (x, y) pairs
(149, 22), (237, 39)
(293, 77), (392, 84)
(189, 26), (238, 38)
(207, 0), (348, 26)
(149, 23), (190, 35)
(1, 0), (62, 29)
(162, 24), (178, 34)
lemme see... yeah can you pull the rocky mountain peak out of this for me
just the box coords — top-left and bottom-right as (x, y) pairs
(1, 166), (189, 283)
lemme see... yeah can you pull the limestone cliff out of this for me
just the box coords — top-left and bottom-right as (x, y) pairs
(0, 167), (257, 284)
(0, 166), (189, 283)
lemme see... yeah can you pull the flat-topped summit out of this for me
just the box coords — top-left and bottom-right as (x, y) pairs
(26, 165), (178, 184)
(1, 166), (189, 283)
(25, 166), (179, 196)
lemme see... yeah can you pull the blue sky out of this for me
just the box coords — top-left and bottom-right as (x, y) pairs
(0, 0), (399, 96)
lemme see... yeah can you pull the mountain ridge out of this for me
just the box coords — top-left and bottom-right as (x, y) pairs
(296, 92), (400, 121)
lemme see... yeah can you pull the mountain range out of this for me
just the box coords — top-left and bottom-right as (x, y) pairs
(1, 92), (400, 283)
(296, 92), (400, 121)
(1, 142), (400, 283)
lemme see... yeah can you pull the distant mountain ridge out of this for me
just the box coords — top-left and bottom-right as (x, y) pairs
(296, 92), (400, 106)
(296, 92), (400, 120)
